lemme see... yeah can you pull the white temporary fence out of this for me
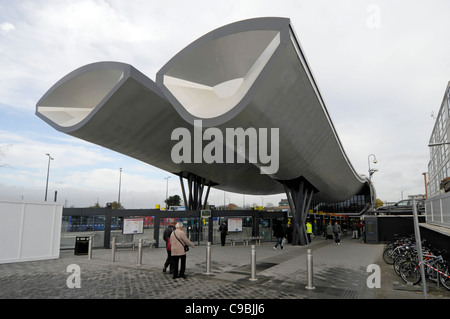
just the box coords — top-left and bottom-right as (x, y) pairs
(0, 200), (63, 264)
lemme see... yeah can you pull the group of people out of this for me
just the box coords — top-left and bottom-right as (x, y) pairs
(322, 219), (366, 244)
(162, 219), (195, 279)
(324, 221), (343, 245)
(271, 218), (366, 249)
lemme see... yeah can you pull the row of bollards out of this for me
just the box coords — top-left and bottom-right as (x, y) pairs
(204, 242), (258, 281)
(93, 238), (315, 287)
(204, 243), (314, 286)
(110, 237), (144, 266)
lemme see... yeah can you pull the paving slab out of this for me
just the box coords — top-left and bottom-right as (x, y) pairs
(0, 235), (448, 301)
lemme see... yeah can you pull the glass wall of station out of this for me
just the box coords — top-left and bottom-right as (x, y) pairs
(159, 217), (210, 247)
(61, 214), (156, 249)
(312, 194), (370, 216)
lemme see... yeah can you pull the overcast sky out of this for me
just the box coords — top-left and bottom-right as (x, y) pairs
(0, 0), (449, 209)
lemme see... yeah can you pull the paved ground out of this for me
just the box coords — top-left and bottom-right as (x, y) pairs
(1, 235), (449, 304)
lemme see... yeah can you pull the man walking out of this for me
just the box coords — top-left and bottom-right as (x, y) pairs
(306, 220), (313, 243)
(163, 219), (176, 273)
(333, 221), (341, 245)
(352, 221), (359, 239)
(219, 221), (227, 246)
(273, 221), (285, 250)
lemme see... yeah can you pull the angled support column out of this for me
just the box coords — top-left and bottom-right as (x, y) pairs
(179, 172), (214, 210)
(281, 177), (316, 246)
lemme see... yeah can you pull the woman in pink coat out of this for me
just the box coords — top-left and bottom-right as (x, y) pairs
(170, 222), (195, 279)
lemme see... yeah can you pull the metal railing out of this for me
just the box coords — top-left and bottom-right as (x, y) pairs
(425, 192), (450, 228)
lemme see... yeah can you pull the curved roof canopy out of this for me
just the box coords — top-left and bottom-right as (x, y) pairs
(36, 17), (371, 203)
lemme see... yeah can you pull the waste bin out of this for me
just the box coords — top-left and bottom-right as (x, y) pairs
(75, 236), (90, 255)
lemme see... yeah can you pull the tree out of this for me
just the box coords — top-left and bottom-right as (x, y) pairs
(375, 199), (383, 208)
(110, 201), (124, 209)
(165, 195), (181, 207)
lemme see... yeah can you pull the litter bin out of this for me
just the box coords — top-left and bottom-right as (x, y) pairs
(75, 237), (90, 255)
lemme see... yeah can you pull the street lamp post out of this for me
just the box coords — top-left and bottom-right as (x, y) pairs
(368, 154), (378, 179)
(165, 176), (171, 209)
(44, 153), (54, 201)
(368, 154), (378, 211)
(118, 168), (122, 206)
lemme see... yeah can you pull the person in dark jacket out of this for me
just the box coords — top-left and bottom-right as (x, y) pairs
(219, 221), (227, 246)
(286, 223), (293, 243)
(352, 221), (359, 239)
(333, 221), (342, 245)
(273, 222), (285, 250)
(163, 219), (176, 273)
(326, 222), (333, 240)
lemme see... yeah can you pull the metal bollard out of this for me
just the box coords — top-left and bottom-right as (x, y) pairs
(88, 236), (93, 260)
(137, 239), (143, 267)
(205, 242), (212, 275)
(111, 237), (116, 262)
(305, 249), (315, 290)
(250, 245), (258, 281)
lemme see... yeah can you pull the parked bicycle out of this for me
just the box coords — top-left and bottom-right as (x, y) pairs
(399, 249), (450, 290)
(383, 234), (450, 291)
(382, 234), (415, 265)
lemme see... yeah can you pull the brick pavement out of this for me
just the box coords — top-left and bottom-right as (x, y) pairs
(1, 235), (449, 301)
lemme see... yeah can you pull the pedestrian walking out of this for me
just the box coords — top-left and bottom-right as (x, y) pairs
(170, 222), (195, 279)
(286, 223), (293, 243)
(273, 221), (285, 250)
(358, 221), (363, 238)
(326, 222), (333, 240)
(219, 221), (227, 246)
(306, 220), (313, 243)
(333, 221), (341, 245)
(352, 221), (359, 239)
(342, 221), (348, 237)
(162, 219), (176, 273)
(321, 221), (327, 238)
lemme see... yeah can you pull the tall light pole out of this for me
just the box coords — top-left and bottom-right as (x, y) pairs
(44, 153), (54, 201)
(118, 168), (122, 206)
(368, 154), (378, 179)
(165, 176), (171, 209)
(368, 154), (378, 211)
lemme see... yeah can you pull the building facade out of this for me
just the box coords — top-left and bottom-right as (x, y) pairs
(428, 82), (450, 197)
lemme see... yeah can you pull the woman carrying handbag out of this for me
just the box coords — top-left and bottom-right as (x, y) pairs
(170, 222), (195, 279)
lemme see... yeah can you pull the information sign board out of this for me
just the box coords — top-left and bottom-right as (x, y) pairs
(123, 218), (144, 234)
(227, 218), (242, 232)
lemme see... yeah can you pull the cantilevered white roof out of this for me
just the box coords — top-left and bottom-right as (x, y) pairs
(36, 17), (370, 202)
